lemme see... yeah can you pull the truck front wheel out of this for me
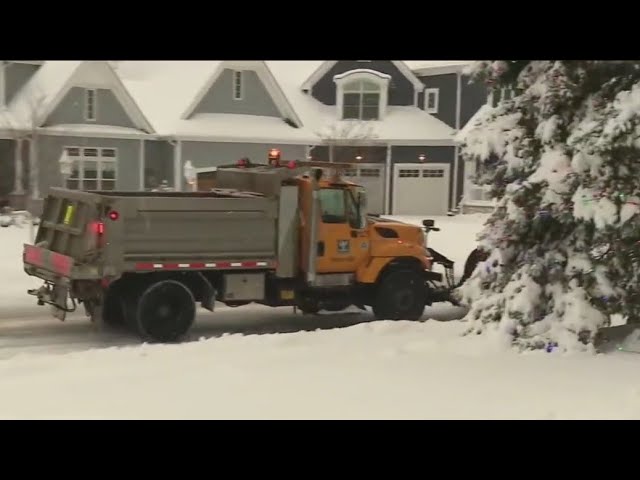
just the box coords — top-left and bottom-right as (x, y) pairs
(372, 269), (426, 321)
(135, 280), (196, 342)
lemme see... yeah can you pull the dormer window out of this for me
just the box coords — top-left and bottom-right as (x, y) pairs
(85, 89), (97, 121)
(334, 69), (390, 121)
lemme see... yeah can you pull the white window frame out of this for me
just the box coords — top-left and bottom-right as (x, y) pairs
(424, 88), (439, 114)
(0, 62), (5, 107)
(84, 89), (97, 121)
(232, 70), (243, 100)
(334, 70), (390, 121)
(64, 146), (118, 191)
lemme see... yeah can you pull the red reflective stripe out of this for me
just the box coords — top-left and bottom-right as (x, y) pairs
(51, 252), (72, 277)
(134, 261), (273, 271)
(24, 245), (43, 265)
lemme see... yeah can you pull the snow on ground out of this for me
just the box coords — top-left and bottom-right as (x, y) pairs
(2, 214), (640, 420)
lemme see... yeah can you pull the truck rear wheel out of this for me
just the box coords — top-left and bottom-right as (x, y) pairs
(135, 280), (196, 342)
(372, 269), (426, 321)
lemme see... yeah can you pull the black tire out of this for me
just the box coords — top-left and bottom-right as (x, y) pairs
(135, 280), (196, 342)
(296, 296), (320, 315)
(372, 269), (426, 321)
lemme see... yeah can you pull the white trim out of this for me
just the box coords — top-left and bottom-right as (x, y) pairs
(424, 88), (439, 114)
(453, 72), (462, 207)
(84, 88), (97, 122)
(0, 62), (5, 107)
(172, 134), (316, 145)
(384, 144), (392, 214)
(36, 127), (149, 139)
(412, 64), (471, 77)
(61, 146), (119, 191)
(334, 69), (390, 120)
(392, 162), (451, 216)
(302, 60), (424, 93)
(232, 70), (243, 100)
(38, 61), (155, 133)
(182, 61), (303, 127)
(139, 139), (145, 190)
(10, 61), (44, 66)
(174, 140), (183, 191)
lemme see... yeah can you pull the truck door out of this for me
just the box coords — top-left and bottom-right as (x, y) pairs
(315, 187), (369, 274)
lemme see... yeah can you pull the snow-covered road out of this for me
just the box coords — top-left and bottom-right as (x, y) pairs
(0, 301), (469, 359)
(3, 214), (640, 420)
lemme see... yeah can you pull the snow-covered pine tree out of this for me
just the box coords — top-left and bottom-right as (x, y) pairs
(456, 61), (640, 351)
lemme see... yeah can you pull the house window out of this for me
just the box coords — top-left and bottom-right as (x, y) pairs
(85, 89), (97, 121)
(233, 71), (243, 100)
(334, 70), (390, 121)
(342, 79), (381, 120)
(65, 147), (117, 191)
(425, 88), (439, 114)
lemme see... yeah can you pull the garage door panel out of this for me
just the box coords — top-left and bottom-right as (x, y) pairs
(393, 163), (449, 216)
(343, 163), (385, 215)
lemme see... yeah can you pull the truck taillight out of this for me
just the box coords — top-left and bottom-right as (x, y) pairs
(93, 222), (105, 235)
(108, 210), (119, 221)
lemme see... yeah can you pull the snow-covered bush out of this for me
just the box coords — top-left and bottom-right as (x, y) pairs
(456, 61), (640, 351)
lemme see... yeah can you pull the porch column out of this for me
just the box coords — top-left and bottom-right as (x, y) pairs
(173, 140), (183, 191)
(12, 138), (24, 195)
(139, 138), (146, 190)
(29, 136), (39, 199)
(384, 144), (392, 215)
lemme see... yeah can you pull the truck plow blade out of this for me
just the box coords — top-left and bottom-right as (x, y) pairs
(593, 324), (640, 354)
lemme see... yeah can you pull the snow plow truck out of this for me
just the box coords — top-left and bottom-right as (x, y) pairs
(22, 154), (467, 343)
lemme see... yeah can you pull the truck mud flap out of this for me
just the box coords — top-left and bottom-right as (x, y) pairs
(196, 272), (216, 312)
(593, 324), (640, 354)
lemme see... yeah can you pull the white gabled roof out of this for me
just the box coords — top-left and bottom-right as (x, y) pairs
(267, 61), (455, 145)
(300, 61), (424, 92)
(4, 61), (155, 133)
(181, 61), (303, 127)
(2, 60), (457, 145)
(405, 60), (473, 77)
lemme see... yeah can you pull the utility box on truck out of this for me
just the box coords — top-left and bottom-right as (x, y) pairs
(23, 155), (460, 343)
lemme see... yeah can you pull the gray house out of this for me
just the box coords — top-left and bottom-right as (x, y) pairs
(0, 59), (491, 216)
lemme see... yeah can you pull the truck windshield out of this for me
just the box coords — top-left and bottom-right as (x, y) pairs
(318, 188), (366, 229)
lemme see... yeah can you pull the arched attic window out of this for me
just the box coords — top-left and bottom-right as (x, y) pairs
(334, 70), (390, 121)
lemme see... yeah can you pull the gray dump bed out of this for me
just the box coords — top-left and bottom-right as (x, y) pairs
(31, 187), (288, 279)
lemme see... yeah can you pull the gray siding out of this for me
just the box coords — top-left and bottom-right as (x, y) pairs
(418, 73), (457, 129)
(309, 145), (386, 164)
(180, 141), (306, 190)
(191, 69), (281, 118)
(36, 135), (141, 196)
(311, 61), (415, 106)
(461, 74), (488, 127)
(43, 87), (137, 128)
(144, 140), (174, 189)
(4, 63), (40, 104)
(0, 139), (15, 199)
(391, 146), (458, 209)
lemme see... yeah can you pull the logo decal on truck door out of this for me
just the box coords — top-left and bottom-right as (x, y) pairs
(337, 240), (350, 254)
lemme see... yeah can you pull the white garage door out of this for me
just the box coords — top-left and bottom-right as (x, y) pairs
(392, 163), (450, 216)
(342, 163), (385, 215)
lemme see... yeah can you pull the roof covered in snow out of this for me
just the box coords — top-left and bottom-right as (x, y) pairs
(3, 60), (458, 145)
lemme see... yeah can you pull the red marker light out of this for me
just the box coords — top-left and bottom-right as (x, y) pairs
(287, 160), (298, 169)
(108, 210), (119, 221)
(92, 221), (105, 235)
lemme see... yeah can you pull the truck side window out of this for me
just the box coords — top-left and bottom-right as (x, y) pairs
(318, 189), (347, 224)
